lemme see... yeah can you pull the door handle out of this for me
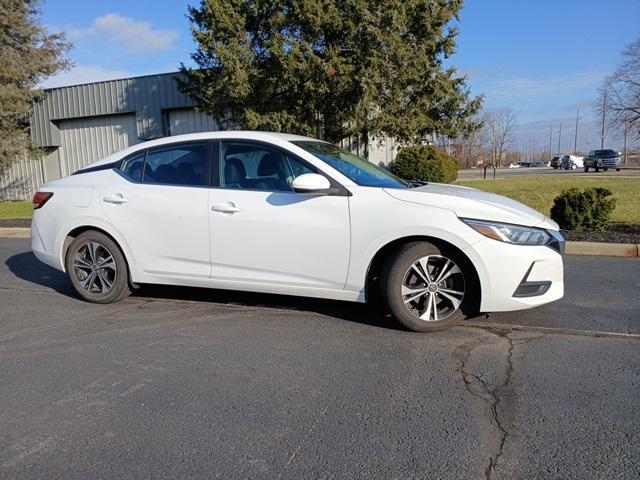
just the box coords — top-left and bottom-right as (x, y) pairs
(102, 194), (129, 204)
(212, 202), (243, 214)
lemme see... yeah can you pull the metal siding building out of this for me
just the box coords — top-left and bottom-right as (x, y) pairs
(1, 72), (218, 200)
(1, 71), (400, 200)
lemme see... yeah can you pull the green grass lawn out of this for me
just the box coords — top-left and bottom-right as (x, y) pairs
(0, 201), (33, 220)
(456, 176), (640, 226)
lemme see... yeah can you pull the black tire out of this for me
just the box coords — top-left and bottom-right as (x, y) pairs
(595, 167), (600, 172)
(381, 242), (473, 332)
(616, 168), (621, 172)
(603, 168), (609, 172)
(65, 231), (131, 303)
(584, 166), (589, 173)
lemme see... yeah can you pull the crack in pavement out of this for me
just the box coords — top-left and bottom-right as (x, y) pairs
(484, 330), (513, 480)
(453, 329), (516, 480)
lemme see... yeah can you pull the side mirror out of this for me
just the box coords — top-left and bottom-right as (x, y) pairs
(292, 173), (331, 195)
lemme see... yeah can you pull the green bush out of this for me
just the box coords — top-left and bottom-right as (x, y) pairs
(550, 187), (617, 232)
(391, 145), (458, 184)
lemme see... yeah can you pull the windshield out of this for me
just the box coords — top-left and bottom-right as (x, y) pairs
(594, 149), (618, 156)
(292, 141), (407, 189)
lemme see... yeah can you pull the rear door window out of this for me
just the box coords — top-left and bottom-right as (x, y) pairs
(142, 143), (209, 187)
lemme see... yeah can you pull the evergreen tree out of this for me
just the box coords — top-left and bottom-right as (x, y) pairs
(0, 0), (70, 175)
(179, 0), (482, 145)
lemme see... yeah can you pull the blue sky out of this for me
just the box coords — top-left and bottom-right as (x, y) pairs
(40, 0), (640, 151)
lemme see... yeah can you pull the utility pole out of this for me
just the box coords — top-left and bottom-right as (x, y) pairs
(586, 127), (590, 151)
(574, 108), (579, 153)
(558, 122), (562, 154)
(624, 117), (629, 165)
(601, 88), (607, 149)
(548, 126), (553, 157)
(491, 121), (496, 167)
(528, 133), (532, 162)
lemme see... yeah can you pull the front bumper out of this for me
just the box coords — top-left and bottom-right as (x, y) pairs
(464, 237), (564, 312)
(595, 158), (621, 168)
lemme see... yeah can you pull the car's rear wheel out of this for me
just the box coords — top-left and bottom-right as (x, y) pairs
(584, 166), (589, 172)
(65, 231), (131, 303)
(603, 167), (609, 172)
(381, 242), (471, 332)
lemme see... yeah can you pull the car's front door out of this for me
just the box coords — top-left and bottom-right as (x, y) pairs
(102, 142), (212, 278)
(209, 141), (351, 290)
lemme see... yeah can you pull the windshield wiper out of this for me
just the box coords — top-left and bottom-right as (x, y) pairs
(407, 180), (428, 189)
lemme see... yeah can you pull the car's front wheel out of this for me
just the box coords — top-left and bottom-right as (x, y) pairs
(65, 231), (131, 303)
(381, 242), (472, 332)
(584, 165), (589, 172)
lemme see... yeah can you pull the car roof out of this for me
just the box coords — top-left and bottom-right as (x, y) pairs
(88, 131), (324, 167)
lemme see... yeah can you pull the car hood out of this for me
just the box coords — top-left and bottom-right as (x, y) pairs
(384, 183), (559, 230)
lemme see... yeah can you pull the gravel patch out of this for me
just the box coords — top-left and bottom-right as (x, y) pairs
(0, 219), (31, 228)
(561, 225), (640, 244)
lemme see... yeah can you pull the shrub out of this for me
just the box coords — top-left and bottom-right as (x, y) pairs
(391, 145), (458, 184)
(550, 187), (616, 232)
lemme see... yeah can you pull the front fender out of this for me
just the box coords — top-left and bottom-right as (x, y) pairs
(346, 220), (484, 295)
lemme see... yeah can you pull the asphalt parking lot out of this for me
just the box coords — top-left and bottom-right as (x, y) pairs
(1, 237), (639, 479)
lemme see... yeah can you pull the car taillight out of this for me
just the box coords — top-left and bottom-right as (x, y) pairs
(32, 192), (53, 209)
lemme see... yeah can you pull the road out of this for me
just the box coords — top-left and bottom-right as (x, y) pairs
(1, 238), (639, 479)
(457, 166), (640, 180)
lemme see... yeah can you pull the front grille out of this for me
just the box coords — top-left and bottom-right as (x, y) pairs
(602, 158), (619, 167)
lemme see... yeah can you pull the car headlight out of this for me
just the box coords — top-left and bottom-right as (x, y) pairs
(461, 219), (552, 246)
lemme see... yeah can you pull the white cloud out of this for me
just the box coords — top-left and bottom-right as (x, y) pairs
(476, 70), (608, 101)
(39, 65), (132, 89)
(70, 13), (179, 54)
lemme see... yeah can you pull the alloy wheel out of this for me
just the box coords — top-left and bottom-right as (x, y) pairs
(401, 255), (465, 322)
(72, 242), (117, 294)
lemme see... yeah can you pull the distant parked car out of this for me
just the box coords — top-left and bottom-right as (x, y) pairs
(561, 155), (584, 170)
(508, 163), (521, 168)
(583, 149), (621, 172)
(550, 156), (562, 169)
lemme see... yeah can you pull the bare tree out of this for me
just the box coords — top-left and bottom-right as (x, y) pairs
(454, 113), (490, 167)
(600, 38), (640, 140)
(486, 108), (518, 165)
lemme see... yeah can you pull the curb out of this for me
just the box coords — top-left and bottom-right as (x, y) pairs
(0, 228), (638, 257)
(565, 241), (639, 257)
(0, 227), (30, 238)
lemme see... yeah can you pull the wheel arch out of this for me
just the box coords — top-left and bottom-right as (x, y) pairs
(364, 235), (482, 315)
(59, 222), (134, 278)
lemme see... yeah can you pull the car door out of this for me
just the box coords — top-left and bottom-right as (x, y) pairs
(102, 141), (212, 278)
(209, 140), (351, 290)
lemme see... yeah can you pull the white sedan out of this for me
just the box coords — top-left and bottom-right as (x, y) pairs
(562, 155), (584, 170)
(31, 131), (564, 332)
